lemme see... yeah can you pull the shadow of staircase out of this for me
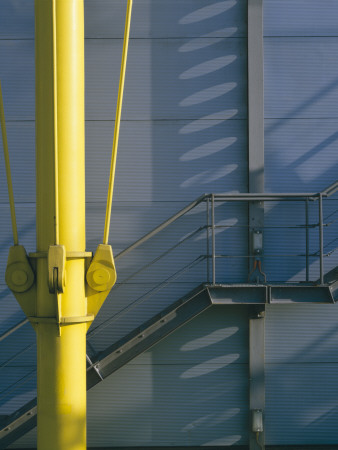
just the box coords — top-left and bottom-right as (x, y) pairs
(1, 184), (338, 448)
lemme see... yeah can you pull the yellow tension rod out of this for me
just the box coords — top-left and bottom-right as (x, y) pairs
(0, 81), (18, 246)
(103, 0), (133, 245)
(52, 0), (60, 245)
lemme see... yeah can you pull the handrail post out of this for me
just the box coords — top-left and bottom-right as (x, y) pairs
(206, 197), (210, 283)
(319, 193), (324, 284)
(305, 199), (309, 282)
(211, 194), (216, 285)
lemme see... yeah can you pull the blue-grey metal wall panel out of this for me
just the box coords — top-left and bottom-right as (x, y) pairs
(7, 427), (36, 450)
(0, 38), (247, 122)
(264, 32), (338, 283)
(0, 0), (248, 40)
(85, 37), (247, 121)
(264, 3), (338, 446)
(264, 0), (338, 37)
(266, 364), (338, 445)
(0, 319), (36, 416)
(265, 304), (338, 445)
(263, 198), (337, 283)
(0, 367), (36, 416)
(1, 0), (250, 447)
(88, 306), (249, 448)
(0, 122), (35, 203)
(87, 364), (248, 447)
(0, 41), (35, 121)
(85, 0), (247, 39)
(263, 201), (310, 282)
(10, 307), (249, 449)
(266, 304), (338, 364)
(0, 37), (247, 121)
(86, 182), (249, 283)
(86, 197), (249, 352)
(85, 119), (247, 202)
(265, 118), (338, 193)
(0, 1), (34, 39)
(149, 305), (248, 364)
(265, 37), (338, 120)
(87, 282), (203, 353)
(0, 323), (35, 367)
(87, 201), (205, 250)
(0, 204), (36, 285)
(0, 288), (25, 336)
(87, 201), (207, 251)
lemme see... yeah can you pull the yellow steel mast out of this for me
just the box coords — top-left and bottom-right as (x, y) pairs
(2, 0), (132, 448)
(35, 0), (87, 448)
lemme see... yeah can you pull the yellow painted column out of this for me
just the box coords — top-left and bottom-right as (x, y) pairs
(35, 1), (86, 449)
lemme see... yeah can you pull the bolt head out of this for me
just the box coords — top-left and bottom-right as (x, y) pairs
(11, 269), (28, 286)
(6, 261), (34, 293)
(86, 258), (117, 292)
(92, 268), (111, 285)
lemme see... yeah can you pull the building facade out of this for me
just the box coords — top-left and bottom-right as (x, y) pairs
(0, 0), (338, 448)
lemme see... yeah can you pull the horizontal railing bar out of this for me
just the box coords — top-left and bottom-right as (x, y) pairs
(213, 196), (317, 202)
(3, 186), (336, 347)
(214, 193), (319, 198)
(115, 186), (337, 261)
(213, 253), (326, 258)
(211, 224), (320, 229)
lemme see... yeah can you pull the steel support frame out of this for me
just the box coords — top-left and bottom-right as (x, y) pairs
(1, 282), (338, 447)
(248, 0), (264, 247)
(248, 0), (265, 448)
(248, 0), (264, 196)
(248, 0), (264, 257)
(249, 307), (265, 450)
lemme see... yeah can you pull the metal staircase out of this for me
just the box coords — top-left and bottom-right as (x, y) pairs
(1, 182), (337, 448)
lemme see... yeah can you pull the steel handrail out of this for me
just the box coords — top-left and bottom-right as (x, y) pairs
(116, 181), (338, 261)
(0, 183), (337, 415)
(115, 193), (207, 260)
(2, 182), (337, 342)
(321, 180), (338, 197)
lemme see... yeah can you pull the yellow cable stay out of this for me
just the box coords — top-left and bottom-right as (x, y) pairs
(103, 0), (133, 245)
(1, 0), (133, 248)
(52, 0), (60, 245)
(0, 81), (19, 246)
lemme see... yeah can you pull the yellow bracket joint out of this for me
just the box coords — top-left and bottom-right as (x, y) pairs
(6, 245), (35, 293)
(86, 244), (117, 329)
(5, 245), (36, 319)
(48, 245), (66, 293)
(86, 244), (116, 292)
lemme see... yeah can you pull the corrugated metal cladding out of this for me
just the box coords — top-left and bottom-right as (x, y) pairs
(12, 307), (250, 449)
(1, 0), (251, 448)
(264, 0), (338, 446)
(2, 1), (337, 449)
(265, 304), (338, 445)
